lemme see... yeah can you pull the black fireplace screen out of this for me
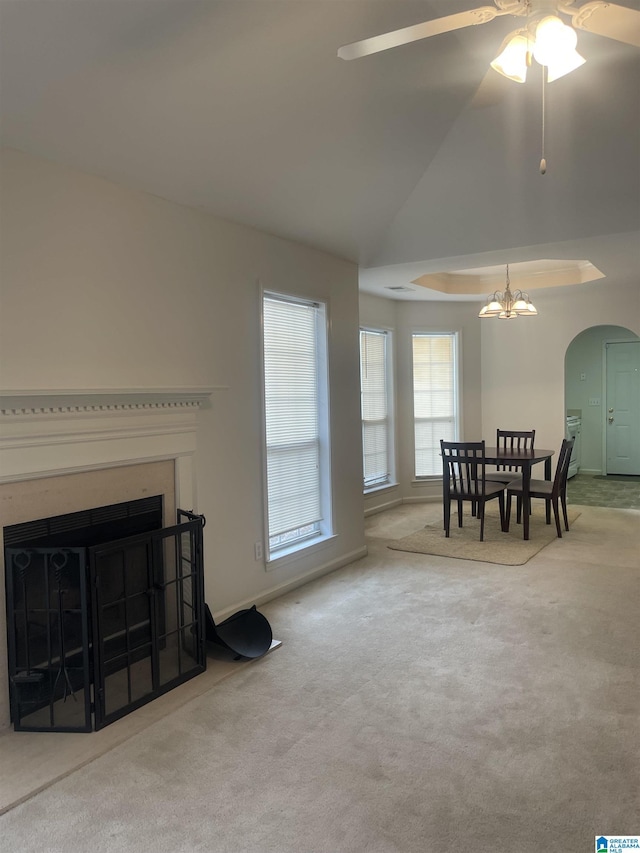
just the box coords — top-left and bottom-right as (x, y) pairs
(5, 503), (206, 732)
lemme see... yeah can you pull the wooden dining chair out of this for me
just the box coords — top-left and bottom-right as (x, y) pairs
(504, 437), (575, 538)
(440, 440), (507, 542)
(486, 428), (536, 485)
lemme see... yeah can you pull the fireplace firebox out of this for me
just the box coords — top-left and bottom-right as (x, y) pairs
(4, 497), (206, 732)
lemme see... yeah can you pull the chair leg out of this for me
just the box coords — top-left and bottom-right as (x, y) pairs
(457, 499), (463, 528)
(479, 501), (485, 542)
(504, 494), (512, 532)
(552, 496), (562, 538)
(497, 493), (506, 532)
(561, 492), (570, 531)
(444, 499), (451, 537)
(545, 499), (551, 525)
(516, 496), (522, 524)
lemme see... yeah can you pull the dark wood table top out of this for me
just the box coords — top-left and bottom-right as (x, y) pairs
(482, 447), (555, 465)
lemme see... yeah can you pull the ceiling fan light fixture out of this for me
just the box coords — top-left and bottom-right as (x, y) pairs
(532, 15), (579, 66)
(490, 31), (530, 83)
(491, 17), (586, 84)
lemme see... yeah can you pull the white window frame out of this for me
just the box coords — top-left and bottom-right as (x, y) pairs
(261, 289), (333, 566)
(411, 331), (460, 479)
(360, 327), (396, 492)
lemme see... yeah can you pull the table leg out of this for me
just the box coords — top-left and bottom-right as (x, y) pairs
(522, 463), (531, 540)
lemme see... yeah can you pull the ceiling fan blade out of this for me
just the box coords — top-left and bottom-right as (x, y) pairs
(337, 7), (500, 60)
(571, 1), (640, 48)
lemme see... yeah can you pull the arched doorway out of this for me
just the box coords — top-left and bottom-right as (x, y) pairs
(565, 325), (640, 476)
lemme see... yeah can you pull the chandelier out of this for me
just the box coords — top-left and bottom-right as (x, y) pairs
(478, 265), (538, 319)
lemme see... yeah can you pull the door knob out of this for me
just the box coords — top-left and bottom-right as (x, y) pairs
(608, 416), (614, 424)
(608, 408), (614, 413)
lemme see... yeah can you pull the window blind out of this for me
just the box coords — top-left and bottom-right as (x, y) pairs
(360, 329), (390, 489)
(412, 333), (457, 477)
(263, 295), (322, 545)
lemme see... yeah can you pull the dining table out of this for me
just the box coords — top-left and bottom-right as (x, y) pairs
(482, 446), (555, 541)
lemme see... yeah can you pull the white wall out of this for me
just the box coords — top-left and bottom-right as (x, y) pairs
(481, 282), (640, 454)
(0, 148), (365, 616)
(565, 325), (640, 473)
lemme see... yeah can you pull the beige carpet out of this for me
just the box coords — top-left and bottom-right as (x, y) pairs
(388, 504), (581, 565)
(0, 504), (637, 853)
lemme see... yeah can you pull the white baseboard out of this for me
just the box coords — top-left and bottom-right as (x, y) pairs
(211, 544), (369, 623)
(364, 497), (403, 517)
(365, 494), (442, 515)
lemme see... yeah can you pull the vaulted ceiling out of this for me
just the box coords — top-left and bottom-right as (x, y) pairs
(1, 0), (638, 301)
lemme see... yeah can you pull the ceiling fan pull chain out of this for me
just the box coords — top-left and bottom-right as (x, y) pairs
(540, 66), (547, 175)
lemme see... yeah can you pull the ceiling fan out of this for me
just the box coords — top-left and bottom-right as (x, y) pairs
(338, 1), (640, 83)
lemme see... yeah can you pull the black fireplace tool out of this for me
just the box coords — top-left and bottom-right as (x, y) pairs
(11, 551), (44, 688)
(51, 551), (77, 704)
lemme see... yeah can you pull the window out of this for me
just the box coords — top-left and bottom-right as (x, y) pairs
(412, 332), (459, 477)
(262, 292), (332, 559)
(360, 328), (394, 490)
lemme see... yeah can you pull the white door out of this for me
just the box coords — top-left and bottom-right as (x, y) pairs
(606, 341), (640, 475)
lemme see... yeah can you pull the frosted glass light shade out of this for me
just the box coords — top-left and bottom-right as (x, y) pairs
(533, 16), (577, 67)
(491, 32), (529, 83)
(545, 48), (586, 81)
(479, 298), (504, 318)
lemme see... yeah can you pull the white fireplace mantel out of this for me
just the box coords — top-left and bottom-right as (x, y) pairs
(0, 387), (216, 416)
(0, 387), (220, 484)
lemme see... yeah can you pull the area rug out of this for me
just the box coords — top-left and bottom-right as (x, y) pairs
(388, 505), (581, 566)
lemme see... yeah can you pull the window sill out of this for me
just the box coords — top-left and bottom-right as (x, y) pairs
(411, 477), (441, 486)
(265, 532), (338, 572)
(363, 481), (398, 496)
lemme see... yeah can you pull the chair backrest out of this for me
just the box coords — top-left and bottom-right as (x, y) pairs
(496, 429), (536, 472)
(552, 437), (575, 496)
(441, 440), (488, 499)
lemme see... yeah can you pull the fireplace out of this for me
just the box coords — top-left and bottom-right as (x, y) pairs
(4, 497), (206, 732)
(0, 388), (213, 732)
